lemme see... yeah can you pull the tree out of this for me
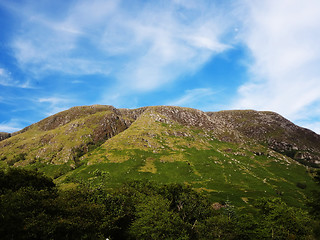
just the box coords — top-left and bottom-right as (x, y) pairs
(308, 170), (320, 219)
(129, 195), (189, 240)
(254, 197), (312, 239)
(307, 170), (320, 238)
(0, 167), (55, 193)
(159, 183), (212, 224)
(0, 168), (106, 240)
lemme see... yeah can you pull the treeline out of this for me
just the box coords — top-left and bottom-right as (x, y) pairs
(0, 168), (319, 239)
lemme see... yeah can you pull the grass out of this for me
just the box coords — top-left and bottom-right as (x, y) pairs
(1, 106), (318, 210)
(56, 136), (317, 209)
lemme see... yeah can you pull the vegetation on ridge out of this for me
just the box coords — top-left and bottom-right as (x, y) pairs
(0, 105), (319, 207)
(1, 105), (320, 238)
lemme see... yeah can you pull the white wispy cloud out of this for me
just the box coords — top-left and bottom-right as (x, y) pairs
(168, 88), (218, 110)
(233, 0), (320, 122)
(3, 0), (320, 134)
(0, 119), (23, 133)
(6, 0), (231, 91)
(110, 2), (230, 91)
(71, 80), (83, 84)
(38, 97), (69, 105)
(37, 97), (72, 116)
(0, 67), (33, 88)
(3, 0), (113, 76)
(0, 68), (14, 86)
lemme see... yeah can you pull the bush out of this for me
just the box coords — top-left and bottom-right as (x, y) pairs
(296, 182), (307, 189)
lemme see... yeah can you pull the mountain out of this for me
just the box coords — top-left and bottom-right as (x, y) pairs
(207, 110), (320, 167)
(0, 105), (319, 206)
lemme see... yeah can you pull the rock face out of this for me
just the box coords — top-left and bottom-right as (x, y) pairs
(0, 132), (11, 142)
(207, 110), (320, 167)
(0, 105), (319, 168)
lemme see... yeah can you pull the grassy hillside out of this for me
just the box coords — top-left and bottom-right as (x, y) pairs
(57, 107), (318, 207)
(0, 105), (319, 208)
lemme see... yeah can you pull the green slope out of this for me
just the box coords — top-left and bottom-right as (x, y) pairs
(56, 107), (317, 207)
(0, 105), (318, 207)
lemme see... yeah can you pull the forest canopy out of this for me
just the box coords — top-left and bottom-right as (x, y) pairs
(0, 168), (318, 240)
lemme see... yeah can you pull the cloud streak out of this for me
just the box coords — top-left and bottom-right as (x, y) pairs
(37, 97), (72, 116)
(2, 0), (320, 134)
(0, 67), (32, 88)
(233, 0), (320, 123)
(168, 88), (217, 110)
(7, 0), (231, 91)
(0, 119), (24, 133)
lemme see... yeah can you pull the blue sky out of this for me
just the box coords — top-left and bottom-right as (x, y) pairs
(1, 0), (320, 134)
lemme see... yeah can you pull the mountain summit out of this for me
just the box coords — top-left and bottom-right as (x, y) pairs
(0, 105), (319, 205)
(1, 105), (319, 167)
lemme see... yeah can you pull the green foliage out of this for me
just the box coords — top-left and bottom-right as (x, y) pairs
(282, 149), (298, 159)
(308, 169), (320, 239)
(87, 140), (105, 152)
(0, 168), (55, 194)
(129, 195), (189, 240)
(296, 182), (307, 189)
(196, 214), (238, 239)
(0, 187), (106, 240)
(60, 144), (318, 210)
(0, 168), (317, 239)
(48, 188), (106, 240)
(0, 168), (106, 240)
(7, 153), (27, 166)
(314, 169), (320, 184)
(0, 187), (56, 239)
(222, 199), (236, 220)
(254, 197), (313, 239)
(159, 183), (212, 226)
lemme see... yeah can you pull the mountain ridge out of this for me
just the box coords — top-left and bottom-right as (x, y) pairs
(207, 110), (320, 166)
(1, 105), (319, 206)
(1, 105), (319, 167)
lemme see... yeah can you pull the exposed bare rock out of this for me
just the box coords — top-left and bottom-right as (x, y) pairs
(206, 110), (320, 166)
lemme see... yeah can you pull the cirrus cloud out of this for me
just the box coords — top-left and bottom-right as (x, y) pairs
(6, 0), (232, 92)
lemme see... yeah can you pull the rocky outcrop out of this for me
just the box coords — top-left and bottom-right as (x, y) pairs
(142, 106), (243, 142)
(1, 105), (319, 167)
(206, 110), (320, 166)
(0, 132), (11, 141)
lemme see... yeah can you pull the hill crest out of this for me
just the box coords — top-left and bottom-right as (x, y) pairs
(1, 105), (320, 206)
(0, 105), (319, 167)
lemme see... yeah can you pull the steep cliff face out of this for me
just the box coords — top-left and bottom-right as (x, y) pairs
(207, 110), (320, 166)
